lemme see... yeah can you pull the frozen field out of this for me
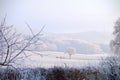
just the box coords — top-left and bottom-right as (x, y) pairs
(17, 51), (109, 68)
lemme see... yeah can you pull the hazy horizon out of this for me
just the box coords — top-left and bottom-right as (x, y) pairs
(0, 0), (120, 33)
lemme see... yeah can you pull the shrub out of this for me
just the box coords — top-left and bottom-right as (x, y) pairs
(100, 56), (120, 80)
(46, 67), (87, 80)
(0, 68), (21, 80)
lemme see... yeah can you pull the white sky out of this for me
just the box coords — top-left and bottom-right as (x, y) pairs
(1, 0), (120, 33)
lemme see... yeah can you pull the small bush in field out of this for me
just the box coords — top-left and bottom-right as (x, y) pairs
(47, 67), (66, 80)
(0, 68), (47, 80)
(65, 68), (87, 80)
(85, 67), (102, 80)
(100, 57), (120, 80)
(46, 67), (87, 80)
(0, 69), (21, 80)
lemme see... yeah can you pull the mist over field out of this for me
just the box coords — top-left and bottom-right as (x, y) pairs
(0, 0), (120, 80)
(27, 31), (111, 54)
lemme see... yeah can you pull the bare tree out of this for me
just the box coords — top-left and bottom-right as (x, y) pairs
(110, 18), (120, 56)
(66, 47), (76, 59)
(0, 17), (44, 67)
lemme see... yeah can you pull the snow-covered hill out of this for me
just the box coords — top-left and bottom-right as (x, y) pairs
(27, 32), (111, 54)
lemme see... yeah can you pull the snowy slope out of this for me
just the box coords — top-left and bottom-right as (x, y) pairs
(28, 32), (111, 54)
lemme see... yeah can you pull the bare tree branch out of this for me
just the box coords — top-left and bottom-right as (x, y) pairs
(0, 17), (45, 67)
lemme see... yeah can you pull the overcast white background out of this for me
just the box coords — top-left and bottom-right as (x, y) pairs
(1, 0), (120, 33)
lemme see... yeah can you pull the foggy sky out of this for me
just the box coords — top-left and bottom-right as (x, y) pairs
(1, 0), (120, 33)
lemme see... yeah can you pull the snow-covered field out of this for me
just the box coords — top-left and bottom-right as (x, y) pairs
(18, 51), (109, 68)
(16, 32), (111, 68)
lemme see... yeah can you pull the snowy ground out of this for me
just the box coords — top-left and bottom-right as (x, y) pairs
(18, 51), (109, 68)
